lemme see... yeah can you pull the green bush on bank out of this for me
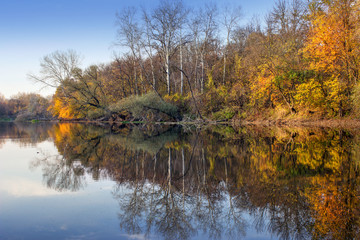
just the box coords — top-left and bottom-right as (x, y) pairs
(109, 92), (180, 121)
(212, 107), (235, 121)
(87, 108), (109, 120)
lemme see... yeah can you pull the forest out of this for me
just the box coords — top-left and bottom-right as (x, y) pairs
(1, 0), (359, 122)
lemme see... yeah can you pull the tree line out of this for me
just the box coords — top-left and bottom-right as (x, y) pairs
(1, 0), (360, 122)
(0, 93), (51, 121)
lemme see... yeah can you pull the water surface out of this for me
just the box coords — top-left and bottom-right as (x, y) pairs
(0, 122), (359, 239)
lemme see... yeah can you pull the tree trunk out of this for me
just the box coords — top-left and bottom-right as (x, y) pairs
(166, 51), (171, 95)
(223, 52), (226, 85)
(200, 54), (204, 93)
(133, 60), (138, 96)
(180, 30), (184, 95)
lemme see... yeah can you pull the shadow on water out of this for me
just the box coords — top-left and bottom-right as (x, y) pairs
(1, 122), (360, 239)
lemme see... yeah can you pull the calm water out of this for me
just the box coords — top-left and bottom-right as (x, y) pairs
(0, 122), (359, 240)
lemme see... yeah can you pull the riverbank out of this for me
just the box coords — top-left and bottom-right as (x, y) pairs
(234, 118), (360, 129)
(5, 115), (360, 129)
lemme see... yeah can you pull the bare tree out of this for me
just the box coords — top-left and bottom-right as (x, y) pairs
(28, 49), (81, 88)
(221, 5), (242, 85)
(142, 14), (158, 91)
(198, 4), (218, 93)
(143, 0), (188, 95)
(187, 4), (218, 94)
(116, 7), (142, 95)
(180, 28), (184, 95)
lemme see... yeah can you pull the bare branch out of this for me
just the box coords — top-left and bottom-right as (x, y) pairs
(28, 49), (82, 88)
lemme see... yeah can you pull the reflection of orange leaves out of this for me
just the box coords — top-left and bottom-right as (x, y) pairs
(53, 124), (73, 146)
(305, 177), (356, 239)
(57, 124), (72, 137)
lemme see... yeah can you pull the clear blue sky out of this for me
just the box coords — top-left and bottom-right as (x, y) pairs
(0, 0), (276, 98)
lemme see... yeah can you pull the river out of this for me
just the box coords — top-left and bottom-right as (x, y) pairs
(0, 122), (359, 239)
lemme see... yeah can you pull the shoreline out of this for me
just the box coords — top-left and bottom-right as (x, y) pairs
(3, 117), (360, 129)
(234, 118), (360, 129)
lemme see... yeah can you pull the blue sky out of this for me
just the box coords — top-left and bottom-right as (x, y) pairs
(0, 0), (276, 98)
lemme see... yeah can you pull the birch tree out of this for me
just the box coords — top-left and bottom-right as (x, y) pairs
(198, 4), (218, 93)
(221, 6), (242, 85)
(143, 0), (188, 95)
(116, 7), (142, 95)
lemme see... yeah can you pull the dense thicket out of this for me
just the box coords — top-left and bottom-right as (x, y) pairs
(0, 93), (51, 121)
(3, 0), (360, 122)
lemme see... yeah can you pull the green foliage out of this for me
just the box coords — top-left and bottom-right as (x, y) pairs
(0, 118), (12, 122)
(109, 92), (179, 120)
(164, 93), (190, 115)
(273, 70), (312, 90)
(202, 85), (229, 115)
(212, 107), (235, 121)
(87, 108), (108, 120)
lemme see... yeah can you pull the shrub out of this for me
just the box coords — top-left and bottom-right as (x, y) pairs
(14, 112), (35, 122)
(212, 107), (235, 121)
(87, 108), (108, 120)
(109, 92), (180, 121)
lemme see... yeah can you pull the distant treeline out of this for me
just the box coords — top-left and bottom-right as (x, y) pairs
(2, 0), (360, 122)
(0, 93), (52, 121)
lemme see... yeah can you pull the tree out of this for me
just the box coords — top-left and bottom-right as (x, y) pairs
(303, 0), (360, 116)
(143, 0), (188, 95)
(28, 49), (82, 88)
(49, 65), (109, 119)
(6, 93), (51, 121)
(243, 0), (309, 115)
(193, 4), (218, 93)
(0, 93), (8, 117)
(221, 5), (242, 85)
(116, 7), (142, 95)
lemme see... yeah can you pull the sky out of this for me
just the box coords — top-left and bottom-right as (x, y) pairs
(0, 0), (276, 99)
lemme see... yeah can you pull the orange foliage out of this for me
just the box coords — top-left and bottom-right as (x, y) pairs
(48, 88), (84, 119)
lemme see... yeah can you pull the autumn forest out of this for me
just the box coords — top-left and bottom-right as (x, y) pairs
(1, 0), (360, 123)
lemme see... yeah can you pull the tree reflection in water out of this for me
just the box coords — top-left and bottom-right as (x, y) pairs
(4, 122), (359, 240)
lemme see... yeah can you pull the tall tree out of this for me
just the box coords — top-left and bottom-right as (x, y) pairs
(198, 4), (218, 93)
(303, 0), (360, 116)
(28, 49), (82, 89)
(0, 94), (8, 117)
(116, 7), (142, 95)
(221, 5), (242, 85)
(143, 0), (188, 95)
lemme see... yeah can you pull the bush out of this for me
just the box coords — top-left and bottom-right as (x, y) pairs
(87, 108), (108, 120)
(212, 107), (235, 121)
(164, 93), (190, 115)
(14, 112), (35, 122)
(109, 92), (180, 121)
(202, 85), (229, 116)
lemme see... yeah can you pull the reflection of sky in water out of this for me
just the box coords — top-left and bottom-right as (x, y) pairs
(0, 140), (121, 240)
(0, 138), (273, 240)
